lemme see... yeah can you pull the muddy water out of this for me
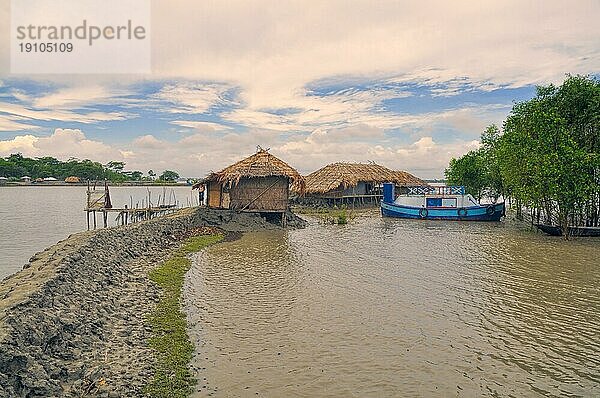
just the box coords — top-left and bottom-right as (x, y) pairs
(184, 212), (600, 397)
(0, 186), (196, 279)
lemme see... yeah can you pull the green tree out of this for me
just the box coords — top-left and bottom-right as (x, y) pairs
(445, 150), (486, 200)
(0, 154), (166, 183)
(106, 161), (126, 172)
(446, 74), (600, 236)
(159, 170), (179, 182)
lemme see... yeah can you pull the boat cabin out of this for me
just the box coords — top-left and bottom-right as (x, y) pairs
(393, 186), (480, 209)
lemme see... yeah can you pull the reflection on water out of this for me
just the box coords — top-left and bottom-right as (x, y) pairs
(185, 213), (600, 397)
(0, 186), (196, 279)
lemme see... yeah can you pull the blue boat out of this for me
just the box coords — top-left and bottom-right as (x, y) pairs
(381, 183), (505, 221)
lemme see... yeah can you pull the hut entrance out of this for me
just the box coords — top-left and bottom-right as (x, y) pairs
(207, 181), (222, 208)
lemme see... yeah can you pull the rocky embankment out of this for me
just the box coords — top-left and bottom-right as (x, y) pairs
(0, 208), (306, 397)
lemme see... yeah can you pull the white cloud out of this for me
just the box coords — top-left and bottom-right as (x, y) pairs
(0, 102), (130, 125)
(0, 1), (598, 177)
(0, 134), (39, 153)
(151, 82), (233, 114)
(132, 134), (165, 149)
(277, 132), (480, 178)
(170, 120), (233, 131)
(147, 0), (599, 108)
(0, 129), (121, 161)
(0, 114), (40, 131)
(32, 85), (131, 109)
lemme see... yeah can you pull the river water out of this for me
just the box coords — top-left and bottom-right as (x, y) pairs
(0, 186), (197, 279)
(185, 212), (600, 397)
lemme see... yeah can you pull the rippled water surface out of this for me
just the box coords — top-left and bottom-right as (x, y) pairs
(0, 186), (196, 279)
(185, 212), (600, 397)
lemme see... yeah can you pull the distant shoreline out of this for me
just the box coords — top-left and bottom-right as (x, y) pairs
(0, 182), (193, 187)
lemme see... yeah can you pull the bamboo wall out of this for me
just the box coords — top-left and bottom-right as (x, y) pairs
(207, 181), (222, 208)
(229, 176), (289, 211)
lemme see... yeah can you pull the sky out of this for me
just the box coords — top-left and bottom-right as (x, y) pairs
(0, 0), (599, 178)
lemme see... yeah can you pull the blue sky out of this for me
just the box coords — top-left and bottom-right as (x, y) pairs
(0, 1), (598, 178)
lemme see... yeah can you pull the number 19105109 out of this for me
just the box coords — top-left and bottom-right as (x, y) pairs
(19, 42), (73, 52)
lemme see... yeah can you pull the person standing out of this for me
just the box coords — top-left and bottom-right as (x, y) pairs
(198, 184), (205, 206)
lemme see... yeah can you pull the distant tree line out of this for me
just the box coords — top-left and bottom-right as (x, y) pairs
(445, 75), (600, 232)
(0, 154), (181, 183)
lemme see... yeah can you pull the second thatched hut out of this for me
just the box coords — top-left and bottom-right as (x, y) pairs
(195, 148), (305, 213)
(302, 162), (426, 206)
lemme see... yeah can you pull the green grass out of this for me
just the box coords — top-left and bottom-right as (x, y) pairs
(295, 206), (353, 225)
(146, 234), (224, 398)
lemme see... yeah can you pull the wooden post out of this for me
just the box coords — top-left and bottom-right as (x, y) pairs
(86, 180), (91, 230)
(93, 211), (97, 229)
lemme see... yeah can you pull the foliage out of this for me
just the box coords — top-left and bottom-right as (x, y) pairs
(159, 170), (180, 182)
(146, 234), (224, 398)
(445, 125), (503, 201)
(301, 206), (353, 224)
(0, 154), (182, 184)
(445, 150), (487, 200)
(444, 74), (600, 234)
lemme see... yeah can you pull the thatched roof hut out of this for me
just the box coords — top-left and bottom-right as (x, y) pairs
(65, 176), (80, 183)
(196, 148), (305, 212)
(304, 162), (425, 198)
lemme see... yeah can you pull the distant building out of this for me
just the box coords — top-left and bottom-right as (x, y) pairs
(0, 177), (8, 185)
(194, 148), (305, 214)
(43, 177), (58, 182)
(65, 176), (81, 183)
(20, 176), (31, 183)
(302, 162), (426, 206)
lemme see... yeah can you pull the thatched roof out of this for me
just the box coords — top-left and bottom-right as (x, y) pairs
(305, 162), (426, 194)
(197, 148), (305, 193)
(64, 176), (80, 183)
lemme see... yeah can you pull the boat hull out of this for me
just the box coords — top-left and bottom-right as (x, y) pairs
(536, 224), (600, 237)
(381, 202), (505, 221)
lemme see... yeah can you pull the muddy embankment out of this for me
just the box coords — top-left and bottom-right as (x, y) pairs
(0, 208), (306, 397)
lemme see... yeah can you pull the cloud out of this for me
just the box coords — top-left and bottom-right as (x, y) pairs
(277, 132), (480, 177)
(0, 134), (39, 153)
(170, 120), (233, 132)
(0, 99), (132, 129)
(31, 85), (131, 109)
(132, 134), (165, 149)
(151, 82), (233, 114)
(0, 1), (598, 177)
(0, 129), (121, 161)
(147, 0), (599, 108)
(221, 85), (413, 132)
(0, 114), (40, 131)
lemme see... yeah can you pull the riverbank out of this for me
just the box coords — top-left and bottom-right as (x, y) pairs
(0, 207), (305, 397)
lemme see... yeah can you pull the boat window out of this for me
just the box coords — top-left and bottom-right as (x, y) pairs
(442, 198), (457, 208)
(426, 197), (457, 207)
(426, 198), (442, 207)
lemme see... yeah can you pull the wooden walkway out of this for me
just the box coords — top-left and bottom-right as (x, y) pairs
(85, 181), (181, 230)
